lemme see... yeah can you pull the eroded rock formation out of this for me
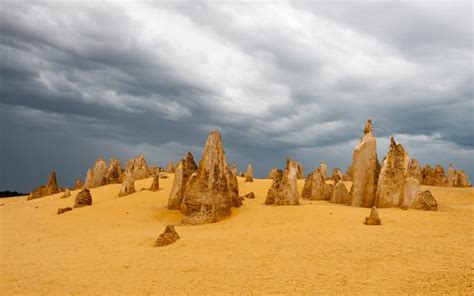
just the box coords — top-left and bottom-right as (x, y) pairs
(350, 119), (380, 207)
(265, 161), (299, 206)
(331, 178), (350, 204)
(412, 190), (438, 211)
(60, 188), (71, 199)
(168, 152), (198, 210)
(319, 162), (328, 180)
(119, 172), (136, 197)
(407, 158), (422, 184)
(364, 206), (381, 225)
(301, 168), (332, 200)
(57, 207), (73, 215)
(245, 164), (254, 182)
(104, 157), (123, 184)
(267, 168), (277, 179)
(166, 161), (175, 173)
(330, 168), (343, 181)
(232, 164), (238, 177)
(84, 158), (108, 189)
(286, 157), (305, 179)
(343, 165), (353, 181)
(74, 189), (92, 208)
(376, 137), (410, 208)
(125, 155), (149, 181)
(180, 130), (241, 224)
(74, 178), (83, 190)
(149, 174), (160, 191)
(27, 171), (60, 200)
(154, 225), (180, 247)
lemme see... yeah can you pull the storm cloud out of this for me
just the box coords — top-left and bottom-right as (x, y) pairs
(0, 1), (472, 192)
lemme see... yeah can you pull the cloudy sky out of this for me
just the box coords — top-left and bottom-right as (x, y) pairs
(1, 1), (472, 192)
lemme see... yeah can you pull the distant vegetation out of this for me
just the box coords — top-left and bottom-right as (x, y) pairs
(0, 191), (27, 198)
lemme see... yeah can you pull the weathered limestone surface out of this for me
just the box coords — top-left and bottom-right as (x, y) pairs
(376, 137), (410, 208)
(180, 131), (241, 224)
(154, 225), (180, 247)
(402, 177), (420, 208)
(27, 171), (60, 200)
(74, 189), (92, 208)
(350, 119), (380, 208)
(167, 152), (198, 210)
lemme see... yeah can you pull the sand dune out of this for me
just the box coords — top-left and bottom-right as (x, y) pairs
(1, 176), (473, 294)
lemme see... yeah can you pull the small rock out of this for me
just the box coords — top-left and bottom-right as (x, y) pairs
(243, 192), (255, 199)
(74, 189), (92, 208)
(60, 188), (71, 199)
(154, 225), (180, 247)
(412, 190), (438, 211)
(364, 206), (381, 225)
(57, 207), (73, 215)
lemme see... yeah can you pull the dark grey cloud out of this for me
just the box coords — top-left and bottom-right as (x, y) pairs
(0, 1), (472, 192)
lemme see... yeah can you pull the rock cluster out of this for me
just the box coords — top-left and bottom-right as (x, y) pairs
(177, 130), (241, 224)
(376, 137), (410, 208)
(168, 152), (198, 210)
(166, 161), (175, 173)
(27, 171), (60, 200)
(265, 160), (299, 206)
(419, 163), (471, 187)
(74, 189), (92, 208)
(301, 168), (332, 201)
(119, 172), (136, 197)
(244, 164), (254, 182)
(154, 225), (180, 247)
(350, 119), (380, 207)
(364, 207), (381, 225)
(84, 157), (126, 189)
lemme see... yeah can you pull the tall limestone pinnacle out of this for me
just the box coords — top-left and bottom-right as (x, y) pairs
(180, 130), (241, 224)
(168, 152), (198, 210)
(350, 119), (380, 207)
(376, 137), (410, 208)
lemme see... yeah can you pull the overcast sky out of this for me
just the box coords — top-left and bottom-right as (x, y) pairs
(1, 1), (472, 192)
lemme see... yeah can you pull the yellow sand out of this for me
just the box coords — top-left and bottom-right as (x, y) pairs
(1, 176), (473, 294)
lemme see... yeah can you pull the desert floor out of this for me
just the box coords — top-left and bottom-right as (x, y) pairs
(1, 175), (473, 294)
